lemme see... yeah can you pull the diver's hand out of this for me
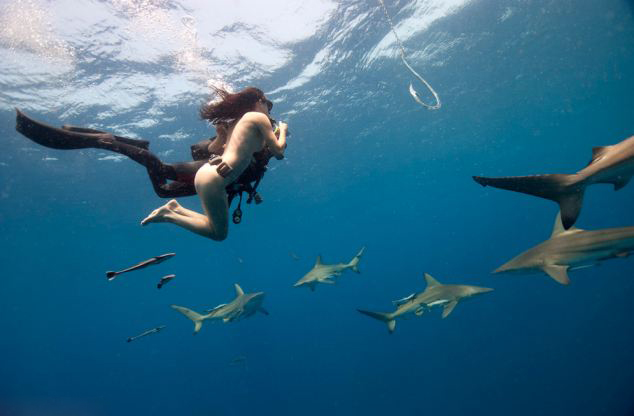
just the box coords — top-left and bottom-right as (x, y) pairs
(276, 122), (288, 159)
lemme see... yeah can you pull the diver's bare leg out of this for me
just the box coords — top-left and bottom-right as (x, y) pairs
(141, 165), (229, 240)
(140, 200), (225, 239)
(169, 202), (206, 218)
(140, 200), (181, 224)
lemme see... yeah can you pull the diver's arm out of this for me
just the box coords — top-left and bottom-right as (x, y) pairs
(254, 114), (286, 159)
(270, 122), (287, 160)
(208, 123), (229, 155)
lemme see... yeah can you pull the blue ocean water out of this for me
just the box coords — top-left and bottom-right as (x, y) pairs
(1, 0), (634, 415)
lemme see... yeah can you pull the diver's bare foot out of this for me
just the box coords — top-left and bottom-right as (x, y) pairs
(141, 199), (180, 225)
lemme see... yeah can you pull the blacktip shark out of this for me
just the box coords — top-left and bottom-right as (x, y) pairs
(293, 247), (365, 291)
(358, 273), (493, 334)
(473, 135), (634, 229)
(494, 212), (634, 285)
(171, 284), (268, 334)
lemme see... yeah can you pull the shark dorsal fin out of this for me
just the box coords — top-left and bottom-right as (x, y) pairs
(588, 146), (611, 165)
(551, 212), (566, 237)
(551, 212), (583, 238)
(234, 283), (244, 297)
(315, 255), (322, 266)
(424, 273), (441, 287)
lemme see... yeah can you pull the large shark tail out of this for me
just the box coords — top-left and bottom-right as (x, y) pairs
(171, 305), (205, 334)
(357, 309), (396, 334)
(473, 174), (585, 229)
(348, 247), (366, 273)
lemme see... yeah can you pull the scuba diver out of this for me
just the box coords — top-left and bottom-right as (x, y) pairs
(140, 87), (287, 240)
(15, 87), (288, 235)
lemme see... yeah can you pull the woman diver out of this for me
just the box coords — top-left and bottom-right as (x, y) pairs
(15, 86), (288, 241)
(141, 87), (287, 240)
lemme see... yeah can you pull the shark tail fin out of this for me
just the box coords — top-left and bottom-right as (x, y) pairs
(349, 247), (365, 273)
(171, 305), (205, 334)
(357, 309), (395, 334)
(473, 174), (584, 229)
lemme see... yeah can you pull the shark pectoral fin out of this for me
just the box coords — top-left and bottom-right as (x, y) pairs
(349, 247), (365, 273)
(613, 176), (631, 191)
(415, 307), (425, 316)
(223, 317), (231, 323)
(387, 320), (396, 333)
(442, 301), (458, 318)
(542, 265), (570, 285)
(259, 307), (270, 315)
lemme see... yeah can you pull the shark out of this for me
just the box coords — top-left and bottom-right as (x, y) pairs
(358, 273), (494, 333)
(171, 284), (268, 334)
(293, 247), (365, 291)
(494, 212), (634, 285)
(473, 135), (634, 229)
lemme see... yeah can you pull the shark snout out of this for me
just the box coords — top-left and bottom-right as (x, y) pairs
(493, 262), (514, 274)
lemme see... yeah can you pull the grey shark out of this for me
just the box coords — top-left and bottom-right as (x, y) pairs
(474, 135), (634, 229)
(293, 247), (365, 291)
(171, 284), (268, 334)
(494, 212), (634, 285)
(358, 273), (493, 333)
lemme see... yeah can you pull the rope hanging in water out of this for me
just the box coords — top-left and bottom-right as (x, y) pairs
(378, 0), (441, 110)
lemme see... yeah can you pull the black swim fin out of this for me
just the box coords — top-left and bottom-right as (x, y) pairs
(62, 124), (149, 149)
(15, 109), (150, 150)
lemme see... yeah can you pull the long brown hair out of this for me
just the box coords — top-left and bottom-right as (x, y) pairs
(200, 86), (265, 125)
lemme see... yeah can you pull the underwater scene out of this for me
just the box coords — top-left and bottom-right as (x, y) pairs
(1, 0), (634, 415)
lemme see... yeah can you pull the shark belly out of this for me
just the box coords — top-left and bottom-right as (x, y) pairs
(583, 158), (634, 186)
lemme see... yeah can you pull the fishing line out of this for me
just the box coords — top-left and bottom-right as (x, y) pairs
(377, 0), (441, 110)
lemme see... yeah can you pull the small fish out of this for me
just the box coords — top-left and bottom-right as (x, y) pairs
(229, 355), (247, 365)
(289, 252), (300, 261)
(157, 274), (176, 289)
(106, 253), (175, 281)
(229, 355), (249, 371)
(127, 325), (166, 343)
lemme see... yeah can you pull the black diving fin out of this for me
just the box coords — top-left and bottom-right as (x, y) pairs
(15, 109), (149, 150)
